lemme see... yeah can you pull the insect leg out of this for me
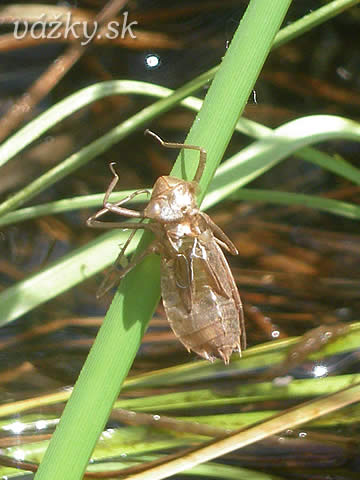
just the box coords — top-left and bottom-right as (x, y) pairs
(87, 165), (154, 229)
(214, 237), (233, 253)
(103, 162), (149, 206)
(200, 212), (238, 255)
(103, 162), (150, 217)
(145, 130), (207, 184)
(87, 214), (155, 231)
(112, 218), (146, 270)
(121, 241), (158, 277)
(87, 192), (149, 226)
(87, 162), (151, 229)
(97, 240), (159, 298)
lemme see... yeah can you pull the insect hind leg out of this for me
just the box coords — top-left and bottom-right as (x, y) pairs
(97, 240), (159, 297)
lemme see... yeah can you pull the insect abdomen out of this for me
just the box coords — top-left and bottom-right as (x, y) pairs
(161, 253), (241, 364)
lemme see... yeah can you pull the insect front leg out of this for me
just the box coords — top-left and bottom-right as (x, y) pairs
(87, 209), (154, 231)
(103, 162), (149, 219)
(87, 162), (153, 230)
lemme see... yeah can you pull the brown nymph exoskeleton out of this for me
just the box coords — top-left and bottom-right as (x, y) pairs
(87, 131), (246, 364)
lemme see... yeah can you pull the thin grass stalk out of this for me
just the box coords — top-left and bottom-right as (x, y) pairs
(2, 111), (360, 329)
(232, 188), (360, 219)
(124, 383), (360, 480)
(0, 1), (357, 217)
(34, 1), (292, 479)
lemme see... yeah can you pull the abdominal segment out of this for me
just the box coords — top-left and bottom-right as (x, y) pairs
(160, 241), (241, 364)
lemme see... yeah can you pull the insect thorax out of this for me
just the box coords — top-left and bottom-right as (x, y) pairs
(144, 176), (199, 223)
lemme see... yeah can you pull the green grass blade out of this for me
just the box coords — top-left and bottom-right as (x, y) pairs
(124, 383), (360, 480)
(184, 462), (285, 480)
(0, 229), (141, 327)
(0, 80), (208, 171)
(0, 190), (148, 227)
(0, 0), (354, 168)
(34, 2), (292, 479)
(1, 324), (359, 420)
(0, 73), (214, 218)
(2, 112), (360, 326)
(203, 114), (360, 209)
(232, 188), (360, 219)
(118, 373), (360, 413)
(1, 0), (357, 217)
(273, 0), (360, 48)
